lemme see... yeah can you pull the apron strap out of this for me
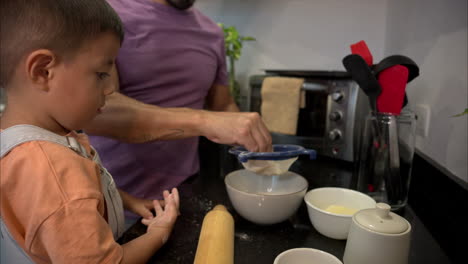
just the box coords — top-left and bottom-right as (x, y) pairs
(0, 219), (35, 264)
(1, 124), (88, 158)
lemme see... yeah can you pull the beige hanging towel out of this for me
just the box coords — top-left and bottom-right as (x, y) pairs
(260, 76), (304, 135)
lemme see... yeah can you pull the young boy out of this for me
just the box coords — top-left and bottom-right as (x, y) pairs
(0, 0), (179, 263)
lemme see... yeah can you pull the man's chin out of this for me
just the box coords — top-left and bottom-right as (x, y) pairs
(166, 0), (195, 10)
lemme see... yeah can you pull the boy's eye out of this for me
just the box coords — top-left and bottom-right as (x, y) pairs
(96, 72), (110, 80)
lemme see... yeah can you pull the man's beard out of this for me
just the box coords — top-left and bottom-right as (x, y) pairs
(166, 0), (196, 10)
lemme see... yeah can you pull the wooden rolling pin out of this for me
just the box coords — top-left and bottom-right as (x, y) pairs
(194, 205), (234, 264)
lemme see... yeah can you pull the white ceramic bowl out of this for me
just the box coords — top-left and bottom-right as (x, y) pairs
(304, 187), (376, 240)
(274, 248), (343, 264)
(225, 169), (308, 225)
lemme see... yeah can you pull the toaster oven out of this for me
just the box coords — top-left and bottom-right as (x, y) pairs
(249, 70), (369, 162)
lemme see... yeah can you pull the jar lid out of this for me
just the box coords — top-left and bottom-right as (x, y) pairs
(354, 203), (410, 234)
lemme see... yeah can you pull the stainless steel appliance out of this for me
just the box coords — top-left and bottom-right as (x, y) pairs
(249, 70), (369, 162)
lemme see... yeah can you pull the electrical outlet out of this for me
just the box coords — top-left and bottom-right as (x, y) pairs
(414, 104), (430, 137)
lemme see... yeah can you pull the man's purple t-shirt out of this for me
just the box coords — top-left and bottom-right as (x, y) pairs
(89, 0), (228, 204)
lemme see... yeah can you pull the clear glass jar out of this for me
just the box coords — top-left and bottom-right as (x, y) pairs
(357, 110), (416, 210)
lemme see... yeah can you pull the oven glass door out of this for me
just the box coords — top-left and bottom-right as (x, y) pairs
(297, 90), (328, 137)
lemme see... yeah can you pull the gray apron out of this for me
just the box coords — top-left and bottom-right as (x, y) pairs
(0, 125), (125, 263)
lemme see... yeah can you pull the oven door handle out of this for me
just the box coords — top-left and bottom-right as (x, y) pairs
(302, 83), (328, 92)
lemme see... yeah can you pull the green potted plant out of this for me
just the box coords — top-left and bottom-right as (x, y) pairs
(218, 23), (255, 104)
(453, 108), (468, 117)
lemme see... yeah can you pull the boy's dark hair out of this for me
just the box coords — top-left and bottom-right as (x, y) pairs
(0, 0), (124, 88)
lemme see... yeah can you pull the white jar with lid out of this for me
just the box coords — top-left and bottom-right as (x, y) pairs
(343, 203), (412, 264)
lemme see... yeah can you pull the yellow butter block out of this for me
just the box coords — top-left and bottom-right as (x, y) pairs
(325, 205), (358, 215)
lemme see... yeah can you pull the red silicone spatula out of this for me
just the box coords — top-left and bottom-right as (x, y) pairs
(376, 65), (409, 115)
(351, 40), (373, 66)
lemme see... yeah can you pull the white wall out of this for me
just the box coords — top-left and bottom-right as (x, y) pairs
(198, 0), (468, 182)
(197, 0), (388, 94)
(385, 0), (468, 182)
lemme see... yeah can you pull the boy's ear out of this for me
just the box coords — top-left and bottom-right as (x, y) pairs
(25, 49), (57, 91)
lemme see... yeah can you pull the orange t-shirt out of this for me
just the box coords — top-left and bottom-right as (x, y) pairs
(0, 132), (123, 263)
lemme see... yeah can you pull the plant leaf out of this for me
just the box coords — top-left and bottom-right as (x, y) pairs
(216, 22), (256, 100)
(452, 108), (468, 117)
(241, 36), (256, 41)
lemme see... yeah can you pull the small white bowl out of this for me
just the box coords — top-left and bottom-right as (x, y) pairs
(304, 187), (376, 240)
(225, 169), (308, 225)
(274, 248), (343, 264)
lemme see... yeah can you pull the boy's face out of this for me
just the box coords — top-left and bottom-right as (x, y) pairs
(48, 32), (120, 131)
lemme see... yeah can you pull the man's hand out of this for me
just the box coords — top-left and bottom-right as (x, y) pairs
(199, 111), (273, 152)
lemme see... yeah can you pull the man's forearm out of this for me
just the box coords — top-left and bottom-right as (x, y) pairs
(84, 92), (204, 143)
(85, 92), (272, 151)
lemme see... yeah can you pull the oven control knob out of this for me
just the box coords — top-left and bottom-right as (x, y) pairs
(328, 129), (342, 141)
(331, 91), (344, 102)
(329, 111), (343, 121)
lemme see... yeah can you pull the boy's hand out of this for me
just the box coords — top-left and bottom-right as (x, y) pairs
(118, 189), (164, 219)
(141, 188), (180, 241)
(118, 189), (166, 220)
(129, 197), (160, 220)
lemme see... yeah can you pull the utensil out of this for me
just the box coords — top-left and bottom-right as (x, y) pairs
(376, 65), (409, 115)
(373, 55), (419, 83)
(274, 248), (343, 264)
(228, 144), (316, 176)
(373, 65), (408, 203)
(373, 142), (387, 194)
(303, 187), (376, 240)
(376, 114), (400, 204)
(225, 169), (308, 225)
(374, 55), (420, 109)
(342, 54), (382, 148)
(342, 54), (381, 112)
(343, 203), (412, 264)
(229, 144), (316, 163)
(194, 205), (234, 264)
(350, 40), (373, 66)
(388, 115), (402, 202)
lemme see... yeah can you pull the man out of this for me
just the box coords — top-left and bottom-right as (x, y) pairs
(85, 0), (271, 222)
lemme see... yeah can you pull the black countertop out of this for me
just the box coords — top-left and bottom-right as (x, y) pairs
(119, 144), (452, 264)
